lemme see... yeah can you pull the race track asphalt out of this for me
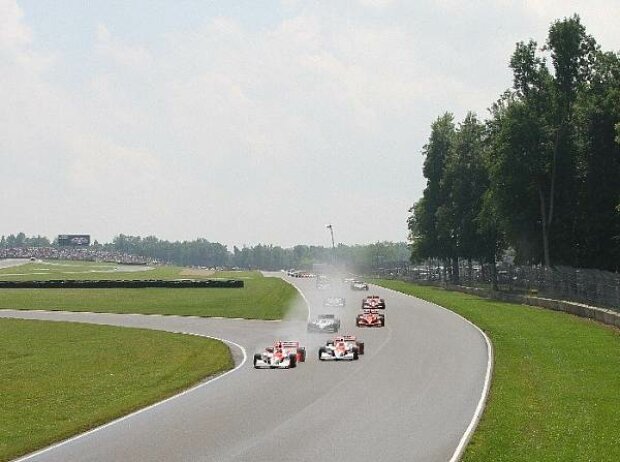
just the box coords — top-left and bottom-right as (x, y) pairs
(1, 275), (490, 462)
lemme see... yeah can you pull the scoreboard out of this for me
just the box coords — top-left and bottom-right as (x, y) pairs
(58, 234), (91, 247)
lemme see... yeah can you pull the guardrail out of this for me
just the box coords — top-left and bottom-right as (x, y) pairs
(372, 264), (620, 312)
(370, 275), (620, 329)
(0, 279), (244, 289)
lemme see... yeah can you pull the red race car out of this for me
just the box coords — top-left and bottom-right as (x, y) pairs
(356, 309), (385, 327)
(362, 295), (386, 310)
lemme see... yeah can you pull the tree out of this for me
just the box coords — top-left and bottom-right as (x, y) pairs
(438, 112), (488, 261)
(487, 16), (598, 267)
(409, 113), (455, 265)
(572, 49), (620, 270)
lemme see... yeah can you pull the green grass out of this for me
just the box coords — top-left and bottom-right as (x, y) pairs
(210, 270), (262, 279)
(373, 279), (620, 461)
(0, 318), (233, 462)
(0, 261), (187, 281)
(0, 270), (297, 319)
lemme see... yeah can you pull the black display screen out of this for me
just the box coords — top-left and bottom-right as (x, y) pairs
(58, 234), (91, 247)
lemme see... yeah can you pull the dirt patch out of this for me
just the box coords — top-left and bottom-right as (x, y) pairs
(180, 268), (215, 277)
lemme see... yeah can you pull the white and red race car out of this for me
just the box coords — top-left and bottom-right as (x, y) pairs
(318, 335), (364, 361)
(362, 295), (386, 309)
(253, 341), (307, 369)
(334, 335), (365, 354)
(356, 309), (385, 327)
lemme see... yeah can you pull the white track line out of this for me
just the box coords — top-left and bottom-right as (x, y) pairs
(376, 284), (494, 462)
(13, 331), (247, 462)
(0, 309), (281, 323)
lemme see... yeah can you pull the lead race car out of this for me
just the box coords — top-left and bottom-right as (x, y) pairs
(307, 314), (341, 333)
(356, 309), (385, 327)
(362, 295), (386, 310)
(253, 341), (307, 369)
(318, 335), (364, 361)
(330, 335), (364, 354)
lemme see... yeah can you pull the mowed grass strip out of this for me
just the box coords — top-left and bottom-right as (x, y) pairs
(373, 280), (620, 462)
(0, 318), (233, 462)
(0, 271), (297, 319)
(0, 261), (186, 281)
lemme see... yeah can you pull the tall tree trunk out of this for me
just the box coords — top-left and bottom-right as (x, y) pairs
(538, 185), (551, 267)
(490, 261), (499, 291)
(451, 258), (460, 285)
(548, 127), (561, 227)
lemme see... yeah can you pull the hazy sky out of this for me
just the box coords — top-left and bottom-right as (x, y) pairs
(2, 1), (619, 248)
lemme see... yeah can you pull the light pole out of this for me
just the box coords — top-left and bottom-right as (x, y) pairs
(326, 224), (335, 265)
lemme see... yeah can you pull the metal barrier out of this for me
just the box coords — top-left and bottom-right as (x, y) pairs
(372, 264), (620, 312)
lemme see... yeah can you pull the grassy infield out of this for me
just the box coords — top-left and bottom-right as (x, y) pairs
(0, 264), (296, 461)
(0, 263), (297, 319)
(2, 261), (619, 460)
(1, 320), (232, 461)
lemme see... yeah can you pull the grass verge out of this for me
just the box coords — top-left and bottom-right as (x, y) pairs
(0, 318), (233, 462)
(0, 271), (297, 319)
(0, 261), (183, 281)
(373, 279), (620, 462)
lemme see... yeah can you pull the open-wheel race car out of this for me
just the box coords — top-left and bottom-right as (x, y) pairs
(253, 341), (307, 369)
(332, 335), (364, 354)
(350, 280), (369, 291)
(323, 297), (346, 308)
(307, 314), (341, 333)
(362, 295), (386, 310)
(318, 335), (364, 361)
(356, 309), (385, 327)
(316, 275), (331, 289)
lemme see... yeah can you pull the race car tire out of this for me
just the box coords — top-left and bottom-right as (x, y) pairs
(289, 354), (297, 368)
(352, 348), (359, 360)
(356, 320), (361, 327)
(357, 342), (365, 355)
(253, 353), (262, 368)
(318, 347), (327, 361)
(298, 348), (306, 362)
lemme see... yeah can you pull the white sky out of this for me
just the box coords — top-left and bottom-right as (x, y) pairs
(1, 0), (619, 248)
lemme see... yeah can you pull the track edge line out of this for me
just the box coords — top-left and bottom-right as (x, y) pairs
(12, 331), (247, 462)
(375, 284), (494, 462)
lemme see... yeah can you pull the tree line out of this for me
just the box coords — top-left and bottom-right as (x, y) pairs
(408, 15), (620, 282)
(0, 232), (408, 272)
(0, 233), (51, 248)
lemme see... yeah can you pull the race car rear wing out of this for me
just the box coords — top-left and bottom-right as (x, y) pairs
(279, 341), (300, 348)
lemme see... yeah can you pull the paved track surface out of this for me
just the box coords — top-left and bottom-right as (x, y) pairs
(1, 275), (489, 462)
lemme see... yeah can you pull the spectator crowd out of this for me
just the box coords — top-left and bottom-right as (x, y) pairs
(0, 247), (152, 265)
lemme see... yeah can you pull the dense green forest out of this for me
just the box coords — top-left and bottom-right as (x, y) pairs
(0, 232), (408, 272)
(409, 15), (620, 274)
